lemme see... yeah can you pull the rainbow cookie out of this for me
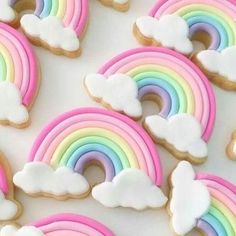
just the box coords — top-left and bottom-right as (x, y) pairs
(0, 22), (39, 128)
(0, 213), (114, 236)
(84, 47), (216, 163)
(0, 153), (21, 222)
(3, 0), (90, 57)
(134, 0), (236, 90)
(169, 161), (236, 236)
(99, 0), (129, 11)
(13, 107), (167, 210)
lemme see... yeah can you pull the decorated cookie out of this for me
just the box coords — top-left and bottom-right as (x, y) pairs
(0, 213), (114, 235)
(0, 153), (21, 222)
(99, 0), (129, 11)
(134, 0), (236, 90)
(13, 107), (167, 210)
(0, 23), (39, 128)
(1, 0), (89, 57)
(226, 131), (236, 160)
(84, 47), (216, 163)
(169, 161), (236, 236)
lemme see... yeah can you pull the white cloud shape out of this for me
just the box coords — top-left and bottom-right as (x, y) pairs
(0, 225), (44, 236)
(13, 162), (90, 197)
(145, 114), (207, 159)
(0, 191), (18, 221)
(85, 73), (142, 118)
(170, 161), (210, 235)
(92, 169), (167, 210)
(21, 15), (80, 52)
(197, 46), (236, 81)
(0, 0), (15, 22)
(135, 15), (193, 54)
(0, 81), (29, 125)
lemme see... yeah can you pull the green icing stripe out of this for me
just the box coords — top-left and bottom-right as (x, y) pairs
(0, 53), (6, 81)
(59, 136), (130, 169)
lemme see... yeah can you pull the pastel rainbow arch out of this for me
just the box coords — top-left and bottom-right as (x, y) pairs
(94, 47), (215, 142)
(150, 0), (236, 52)
(34, 0), (88, 37)
(196, 174), (236, 236)
(0, 22), (38, 108)
(27, 107), (162, 186)
(1, 214), (114, 236)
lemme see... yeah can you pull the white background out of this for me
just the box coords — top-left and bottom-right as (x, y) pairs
(1, 0), (236, 235)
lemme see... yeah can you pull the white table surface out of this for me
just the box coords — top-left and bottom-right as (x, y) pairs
(1, 1), (236, 235)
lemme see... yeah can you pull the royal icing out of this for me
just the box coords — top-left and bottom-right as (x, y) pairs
(170, 161), (210, 235)
(21, 15), (80, 52)
(1, 214), (115, 236)
(0, 23), (39, 126)
(0, 0), (15, 23)
(170, 161), (236, 236)
(145, 114), (208, 159)
(0, 82), (28, 125)
(92, 169), (167, 210)
(0, 154), (20, 222)
(14, 108), (165, 210)
(85, 47), (216, 161)
(13, 162), (90, 197)
(135, 0), (236, 84)
(135, 15), (193, 54)
(197, 47), (236, 82)
(0, 226), (44, 236)
(85, 74), (142, 118)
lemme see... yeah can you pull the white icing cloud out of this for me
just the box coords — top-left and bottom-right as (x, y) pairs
(0, 225), (44, 236)
(197, 46), (236, 81)
(0, 81), (29, 125)
(13, 162), (90, 197)
(92, 169), (167, 210)
(85, 73), (142, 118)
(135, 15), (193, 54)
(20, 15), (80, 52)
(170, 161), (210, 235)
(114, 0), (128, 3)
(0, 0), (15, 22)
(0, 191), (18, 221)
(145, 114), (207, 158)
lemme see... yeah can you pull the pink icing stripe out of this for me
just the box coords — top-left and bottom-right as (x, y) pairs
(0, 29), (22, 87)
(150, 0), (236, 17)
(197, 173), (236, 194)
(0, 166), (8, 194)
(46, 231), (86, 236)
(70, 0), (81, 34)
(98, 47), (215, 141)
(28, 108), (162, 185)
(75, 0), (89, 36)
(38, 221), (104, 236)
(29, 214), (114, 236)
(209, 188), (236, 215)
(63, 0), (75, 26)
(0, 23), (38, 107)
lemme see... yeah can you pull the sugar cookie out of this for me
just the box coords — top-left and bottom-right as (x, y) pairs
(84, 47), (216, 163)
(13, 107), (167, 210)
(134, 0), (236, 90)
(169, 161), (236, 236)
(0, 0), (89, 57)
(0, 213), (114, 235)
(99, 0), (129, 11)
(0, 22), (40, 128)
(226, 131), (236, 160)
(0, 153), (21, 223)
